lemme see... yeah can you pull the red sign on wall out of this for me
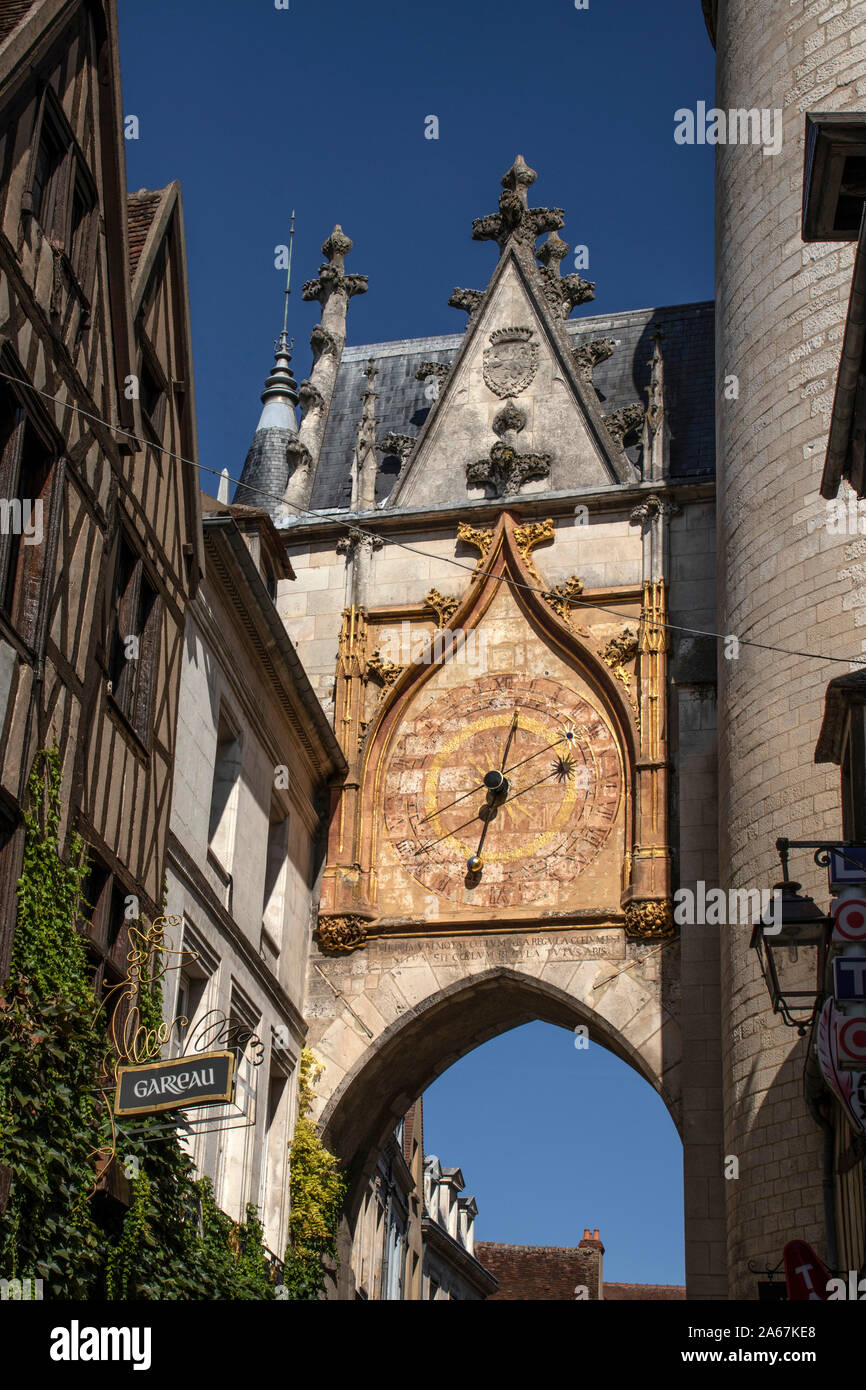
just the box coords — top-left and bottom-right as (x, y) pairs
(783, 1241), (833, 1301)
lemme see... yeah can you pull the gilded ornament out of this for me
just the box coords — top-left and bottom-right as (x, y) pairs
(424, 588), (460, 627)
(543, 574), (584, 624)
(602, 629), (640, 691)
(624, 900), (675, 940)
(315, 914), (369, 954)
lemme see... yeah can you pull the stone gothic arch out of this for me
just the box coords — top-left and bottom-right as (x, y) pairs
(313, 962), (682, 1227)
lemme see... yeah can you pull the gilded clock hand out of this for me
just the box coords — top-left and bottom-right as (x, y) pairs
(417, 718), (521, 860)
(416, 754), (575, 858)
(467, 709), (520, 871)
(416, 710), (565, 828)
(481, 707), (520, 795)
(466, 747), (581, 873)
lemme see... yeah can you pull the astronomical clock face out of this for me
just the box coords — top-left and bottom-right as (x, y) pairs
(383, 672), (622, 910)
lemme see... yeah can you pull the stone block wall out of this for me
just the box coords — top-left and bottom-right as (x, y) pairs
(714, 0), (866, 1298)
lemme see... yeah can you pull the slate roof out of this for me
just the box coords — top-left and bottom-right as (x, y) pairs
(126, 190), (164, 278)
(309, 301), (715, 512)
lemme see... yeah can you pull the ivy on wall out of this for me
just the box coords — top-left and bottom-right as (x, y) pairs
(0, 749), (106, 1297)
(0, 749), (288, 1300)
(282, 1048), (346, 1300)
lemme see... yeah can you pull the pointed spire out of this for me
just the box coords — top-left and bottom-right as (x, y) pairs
(257, 211), (300, 432)
(217, 467), (230, 503)
(236, 215), (301, 518)
(283, 225), (369, 514)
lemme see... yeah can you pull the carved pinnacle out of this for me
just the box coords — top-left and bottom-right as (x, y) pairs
(605, 403), (646, 448)
(573, 338), (616, 379)
(448, 287), (485, 320)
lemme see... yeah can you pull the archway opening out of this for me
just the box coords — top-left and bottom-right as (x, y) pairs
(423, 1020), (684, 1290)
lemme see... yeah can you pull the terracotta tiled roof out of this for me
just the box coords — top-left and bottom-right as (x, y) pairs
(475, 1241), (602, 1300)
(126, 190), (164, 278)
(475, 1241), (685, 1300)
(604, 1281), (686, 1300)
(0, 0), (37, 44)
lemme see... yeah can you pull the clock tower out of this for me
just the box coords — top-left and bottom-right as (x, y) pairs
(242, 157), (723, 1298)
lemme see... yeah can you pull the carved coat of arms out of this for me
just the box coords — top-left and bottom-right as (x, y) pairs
(482, 326), (538, 399)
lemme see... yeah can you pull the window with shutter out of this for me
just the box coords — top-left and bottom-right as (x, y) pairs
(25, 90), (97, 297)
(107, 534), (162, 746)
(0, 379), (56, 649)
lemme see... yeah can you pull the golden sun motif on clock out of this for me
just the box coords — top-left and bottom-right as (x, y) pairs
(382, 672), (623, 910)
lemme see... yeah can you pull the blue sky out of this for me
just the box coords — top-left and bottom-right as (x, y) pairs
(116, 0), (711, 1284)
(424, 1022), (684, 1285)
(117, 0), (714, 502)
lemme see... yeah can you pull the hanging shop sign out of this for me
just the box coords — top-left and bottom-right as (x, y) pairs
(833, 955), (866, 1001)
(86, 916), (264, 1174)
(831, 893), (866, 945)
(836, 1011), (866, 1069)
(815, 997), (866, 1133)
(114, 1050), (235, 1117)
(828, 846), (866, 892)
(783, 1241), (833, 1301)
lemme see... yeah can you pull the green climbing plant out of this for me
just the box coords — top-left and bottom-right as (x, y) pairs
(282, 1048), (346, 1299)
(0, 749), (107, 1297)
(0, 748), (280, 1300)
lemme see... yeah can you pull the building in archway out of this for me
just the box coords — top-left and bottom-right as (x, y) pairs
(476, 1230), (687, 1300)
(349, 1098), (497, 1300)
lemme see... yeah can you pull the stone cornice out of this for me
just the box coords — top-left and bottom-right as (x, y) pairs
(278, 478), (715, 546)
(421, 1216), (499, 1295)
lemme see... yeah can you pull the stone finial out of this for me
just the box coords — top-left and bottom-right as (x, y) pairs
(321, 224), (353, 263)
(466, 440), (550, 497)
(472, 153), (564, 254)
(286, 224), (368, 511)
(501, 153), (538, 199)
(302, 224), (368, 304)
(536, 231), (569, 269)
(535, 233), (595, 318)
(573, 338), (616, 379)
